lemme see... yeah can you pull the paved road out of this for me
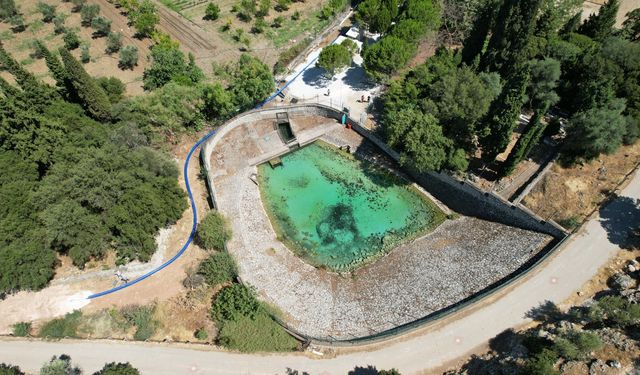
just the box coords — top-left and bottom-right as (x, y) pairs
(2, 171), (638, 375)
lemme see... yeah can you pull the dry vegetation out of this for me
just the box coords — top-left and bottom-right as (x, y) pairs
(523, 142), (640, 227)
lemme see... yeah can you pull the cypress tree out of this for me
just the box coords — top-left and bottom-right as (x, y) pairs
(461, 0), (501, 66)
(501, 101), (550, 176)
(481, 0), (542, 76)
(481, 67), (530, 161)
(579, 0), (619, 41)
(560, 11), (583, 35)
(0, 76), (19, 97)
(0, 46), (57, 106)
(58, 47), (111, 121)
(35, 40), (70, 97)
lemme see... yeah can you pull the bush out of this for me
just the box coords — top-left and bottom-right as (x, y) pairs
(291, 10), (300, 20)
(0, 364), (24, 375)
(71, 0), (87, 12)
(211, 284), (260, 322)
(198, 251), (238, 286)
(252, 18), (267, 34)
(9, 15), (26, 33)
(39, 310), (82, 338)
(11, 322), (31, 337)
(39, 355), (81, 375)
(63, 30), (80, 49)
(106, 32), (123, 54)
(204, 2), (220, 20)
(53, 13), (67, 34)
(194, 327), (208, 340)
(552, 330), (601, 360)
(80, 3), (100, 26)
(96, 76), (125, 103)
(217, 311), (298, 352)
(273, 37), (311, 74)
(37, 2), (57, 23)
(119, 45), (138, 70)
(91, 15), (111, 37)
(93, 362), (140, 375)
(272, 15), (285, 28)
(121, 304), (158, 341)
(80, 44), (90, 63)
(196, 211), (232, 250)
(275, 0), (290, 11)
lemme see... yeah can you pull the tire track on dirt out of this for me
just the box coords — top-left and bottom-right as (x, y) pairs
(155, 4), (217, 55)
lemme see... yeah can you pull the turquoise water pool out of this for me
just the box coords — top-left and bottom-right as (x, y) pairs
(258, 141), (445, 271)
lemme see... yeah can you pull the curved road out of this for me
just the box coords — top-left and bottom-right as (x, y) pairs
(2, 171), (638, 374)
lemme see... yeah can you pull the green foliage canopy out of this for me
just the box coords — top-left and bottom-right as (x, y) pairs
(317, 43), (352, 76)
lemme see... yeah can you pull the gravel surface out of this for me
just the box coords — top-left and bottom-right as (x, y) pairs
(210, 117), (553, 340)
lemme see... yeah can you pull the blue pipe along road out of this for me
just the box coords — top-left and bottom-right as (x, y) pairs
(87, 46), (327, 299)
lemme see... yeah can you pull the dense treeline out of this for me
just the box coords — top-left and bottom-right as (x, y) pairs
(360, 0), (442, 80)
(0, 23), (274, 294)
(381, 0), (640, 175)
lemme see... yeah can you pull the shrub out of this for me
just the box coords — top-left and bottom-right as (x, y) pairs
(252, 18), (267, 33)
(39, 310), (82, 338)
(93, 362), (140, 375)
(0, 364), (24, 375)
(217, 312), (298, 352)
(37, 2), (57, 23)
(121, 304), (158, 341)
(53, 13), (67, 34)
(204, 3), (220, 20)
(211, 284), (261, 322)
(198, 251), (238, 286)
(39, 355), (81, 375)
(194, 327), (208, 340)
(63, 30), (80, 49)
(106, 32), (123, 54)
(80, 44), (90, 63)
(196, 211), (232, 250)
(11, 322), (31, 337)
(291, 10), (300, 20)
(71, 0), (87, 12)
(80, 3), (100, 26)
(272, 15), (285, 28)
(552, 330), (601, 360)
(96, 76), (125, 103)
(9, 15), (26, 33)
(274, 0), (290, 11)
(273, 37), (311, 74)
(119, 45), (138, 70)
(91, 15), (111, 37)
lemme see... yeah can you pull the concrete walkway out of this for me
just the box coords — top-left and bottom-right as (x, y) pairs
(2, 170), (638, 374)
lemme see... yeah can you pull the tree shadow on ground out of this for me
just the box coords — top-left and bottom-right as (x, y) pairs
(342, 65), (376, 91)
(599, 195), (640, 249)
(302, 66), (331, 88)
(525, 300), (584, 324)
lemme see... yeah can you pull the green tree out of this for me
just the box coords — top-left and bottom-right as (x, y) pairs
(535, 0), (582, 39)
(236, 0), (256, 21)
(386, 108), (452, 171)
(119, 45), (139, 70)
(63, 30), (80, 50)
(143, 44), (203, 90)
(53, 13), (67, 34)
(202, 82), (235, 120)
(481, 68), (529, 161)
(228, 54), (274, 110)
(92, 362), (140, 375)
(402, 0), (441, 30)
(560, 10), (582, 35)
(356, 0), (398, 34)
(80, 3), (100, 26)
(525, 58), (561, 109)
(0, 364), (24, 375)
(71, 0), (87, 12)
(272, 15), (285, 27)
(96, 76), (125, 103)
(0, 0), (18, 20)
(91, 15), (111, 37)
(80, 44), (90, 63)
(204, 2), (220, 20)
(39, 354), (81, 375)
(9, 14), (26, 32)
(564, 99), (628, 161)
(106, 32), (123, 53)
(317, 43), (352, 76)
(0, 237), (57, 294)
(211, 284), (261, 322)
(552, 330), (602, 360)
(34, 40), (69, 96)
(390, 19), (427, 44)
(481, 0), (542, 76)
(363, 36), (414, 80)
(274, 0), (290, 12)
(502, 102), (549, 176)
(37, 2), (57, 23)
(579, 0), (619, 41)
(585, 295), (640, 328)
(59, 47), (112, 120)
(130, 0), (159, 37)
(621, 8), (640, 41)
(198, 251), (238, 286)
(257, 0), (270, 16)
(196, 211), (232, 250)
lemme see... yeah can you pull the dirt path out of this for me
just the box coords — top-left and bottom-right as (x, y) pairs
(154, 4), (217, 54)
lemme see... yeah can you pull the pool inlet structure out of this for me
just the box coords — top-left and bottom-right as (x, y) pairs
(201, 104), (567, 341)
